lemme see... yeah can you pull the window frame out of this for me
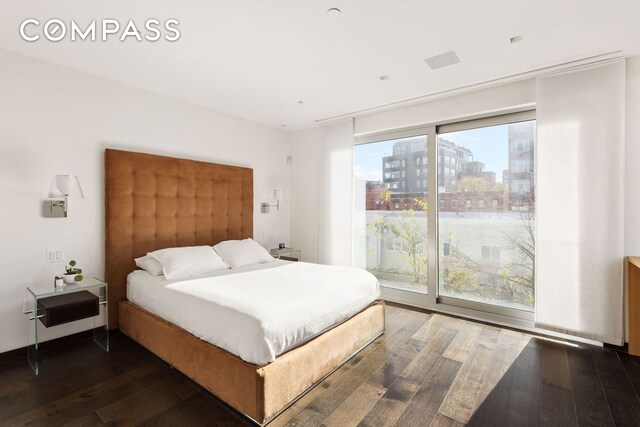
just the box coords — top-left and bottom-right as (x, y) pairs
(436, 110), (536, 321)
(354, 110), (536, 325)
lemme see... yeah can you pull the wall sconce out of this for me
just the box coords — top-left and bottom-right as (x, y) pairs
(261, 189), (284, 213)
(43, 175), (84, 218)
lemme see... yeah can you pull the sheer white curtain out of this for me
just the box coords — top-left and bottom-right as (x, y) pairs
(536, 60), (625, 344)
(318, 119), (354, 266)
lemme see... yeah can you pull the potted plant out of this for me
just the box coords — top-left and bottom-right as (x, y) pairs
(63, 260), (84, 284)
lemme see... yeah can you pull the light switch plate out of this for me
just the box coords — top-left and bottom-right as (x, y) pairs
(46, 249), (63, 263)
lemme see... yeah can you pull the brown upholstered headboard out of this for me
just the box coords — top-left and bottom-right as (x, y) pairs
(105, 149), (253, 329)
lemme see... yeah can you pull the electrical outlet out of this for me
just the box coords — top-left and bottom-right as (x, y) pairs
(262, 231), (268, 238)
(46, 249), (64, 263)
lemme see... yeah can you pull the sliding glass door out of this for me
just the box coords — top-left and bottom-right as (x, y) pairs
(437, 119), (536, 313)
(354, 113), (536, 319)
(354, 132), (431, 298)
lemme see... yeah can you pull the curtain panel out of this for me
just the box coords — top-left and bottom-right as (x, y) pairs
(536, 60), (625, 344)
(318, 119), (354, 266)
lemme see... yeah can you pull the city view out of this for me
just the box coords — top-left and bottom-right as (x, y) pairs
(354, 121), (536, 311)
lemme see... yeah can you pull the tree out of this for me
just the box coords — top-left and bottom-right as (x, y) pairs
(496, 191), (535, 305)
(440, 232), (481, 295)
(455, 176), (506, 193)
(376, 190), (428, 284)
(439, 191), (535, 308)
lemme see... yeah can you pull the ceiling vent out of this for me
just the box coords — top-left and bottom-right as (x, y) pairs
(424, 51), (460, 70)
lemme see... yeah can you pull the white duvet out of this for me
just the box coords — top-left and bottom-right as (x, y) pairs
(127, 261), (380, 365)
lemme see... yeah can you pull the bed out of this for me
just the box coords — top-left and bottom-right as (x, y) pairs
(105, 148), (385, 425)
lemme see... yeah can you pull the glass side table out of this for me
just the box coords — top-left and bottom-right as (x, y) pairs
(24, 277), (109, 374)
(270, 248), (301, 262)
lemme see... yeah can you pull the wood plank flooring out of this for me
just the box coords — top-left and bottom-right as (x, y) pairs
(1, 304), (640, 426)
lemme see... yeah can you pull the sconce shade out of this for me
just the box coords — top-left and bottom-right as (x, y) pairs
(274, 189), (284, 202)
(49, 175), (84, 199)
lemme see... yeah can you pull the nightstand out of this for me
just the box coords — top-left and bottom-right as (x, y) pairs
(24, 277), (109, 374)
(270, 248), (301, 262)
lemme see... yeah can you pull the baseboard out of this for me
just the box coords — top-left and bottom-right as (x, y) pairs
(604, 342), (628, 353)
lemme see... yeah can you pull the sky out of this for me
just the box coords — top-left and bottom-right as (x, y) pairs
(354, 124), (510, 183)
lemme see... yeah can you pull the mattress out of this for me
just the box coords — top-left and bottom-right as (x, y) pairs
(126, 261), (381, 365)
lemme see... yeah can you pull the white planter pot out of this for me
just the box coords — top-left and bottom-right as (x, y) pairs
(63, 273), (77, 284)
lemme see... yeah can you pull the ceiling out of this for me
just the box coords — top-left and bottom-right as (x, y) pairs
(1, 1), (639, 130)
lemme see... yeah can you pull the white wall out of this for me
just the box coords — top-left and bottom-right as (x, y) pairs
(0, 49), (291, 353)
(354, 79), (536, 136)
(290, 128), (319, 263)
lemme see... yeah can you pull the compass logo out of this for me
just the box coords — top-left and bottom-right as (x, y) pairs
(19, 18), (180, 42)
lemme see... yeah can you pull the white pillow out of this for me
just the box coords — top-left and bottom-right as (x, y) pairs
(213, 238), (275, 269)
(134, 255), (164, 276)
(148, 246), (229, 280)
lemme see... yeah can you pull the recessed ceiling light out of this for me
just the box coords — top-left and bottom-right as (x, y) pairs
(297, 100), (304, 104)
(424, 51), (460, 70)
(379, 75), (390, 81)
(510, 35), (524, 44)
(327, 8), (341, 16)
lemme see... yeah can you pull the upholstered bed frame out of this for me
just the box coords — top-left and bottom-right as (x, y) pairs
(105, 149), (385, 425)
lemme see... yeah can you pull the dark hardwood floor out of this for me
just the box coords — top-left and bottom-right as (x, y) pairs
(1, 305), (640, 426)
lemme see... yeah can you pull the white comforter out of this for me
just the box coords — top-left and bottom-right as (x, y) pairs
(127, 261), (380, 365)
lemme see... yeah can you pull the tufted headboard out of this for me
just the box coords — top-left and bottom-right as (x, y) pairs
(105, 149), (253, 329)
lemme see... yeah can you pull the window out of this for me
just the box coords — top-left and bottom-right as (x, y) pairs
(511, 179), (531, 192)
(390, 238), (405, 252)
(354, 134), (428, 294)
(438, 118), (535, 312)
(355, 112), (535, 319)
(512, 159), (531, 172)
(481, 246), (501, 261)
(385, 160), (400, 169)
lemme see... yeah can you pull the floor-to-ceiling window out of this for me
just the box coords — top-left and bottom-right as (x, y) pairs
(354, 134), (429, 294)
(354, 112), (536, 320)
(437, 119), (536, 312)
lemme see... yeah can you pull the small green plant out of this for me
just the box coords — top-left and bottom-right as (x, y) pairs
(64, 260), (84, 282)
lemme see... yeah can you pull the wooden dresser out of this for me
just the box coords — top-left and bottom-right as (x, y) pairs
(628, 257), (640, 356)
